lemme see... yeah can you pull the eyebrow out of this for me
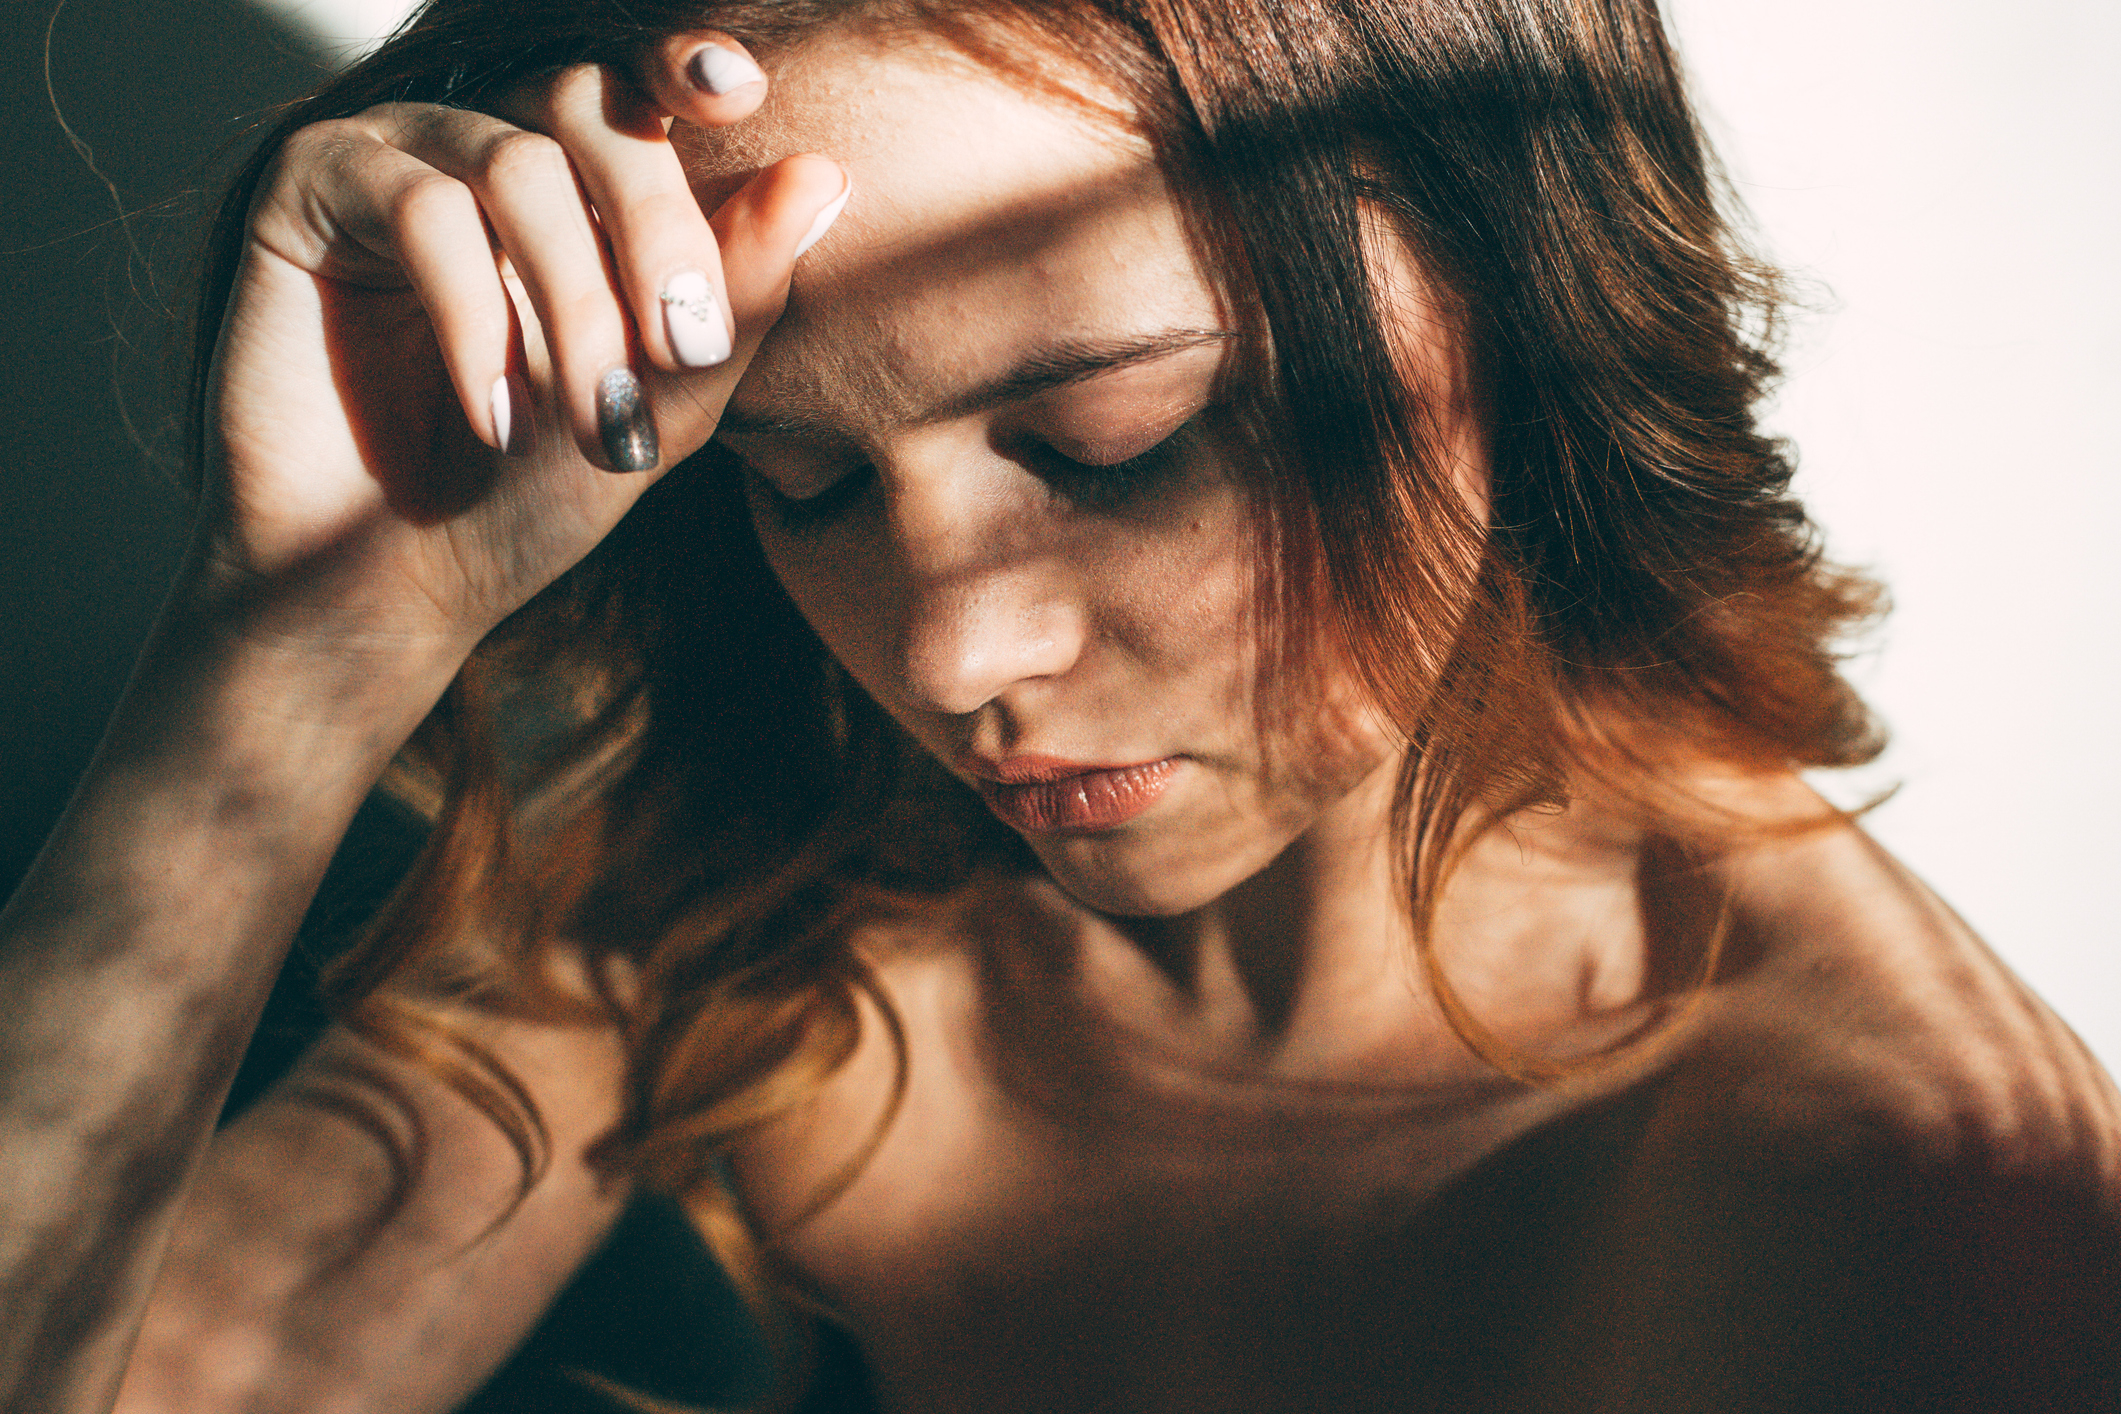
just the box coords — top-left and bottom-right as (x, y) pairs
(715, 328), (1237, 440)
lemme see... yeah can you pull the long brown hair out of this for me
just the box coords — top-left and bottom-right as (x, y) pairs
(188, 0), (1881, 1365)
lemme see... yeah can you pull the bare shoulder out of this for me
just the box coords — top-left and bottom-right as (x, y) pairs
(1581, 817), (2121, 1409)
(1678, 816), (2120, 1187)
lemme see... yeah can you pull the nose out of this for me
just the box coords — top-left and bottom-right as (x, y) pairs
(895, 575), (1083, 716)
(879, 443), (1086, 717)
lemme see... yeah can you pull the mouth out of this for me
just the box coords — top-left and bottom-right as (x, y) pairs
(968, 756), (1182, 833)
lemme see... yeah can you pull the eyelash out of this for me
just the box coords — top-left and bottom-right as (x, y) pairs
(1024, 423), (1196, 512)
(742, 416), (1204, 535)
(754, 461), (876, 533)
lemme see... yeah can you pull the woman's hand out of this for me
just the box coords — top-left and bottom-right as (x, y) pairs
(0, 41), (847, 1414)
(200, 33), (848, 668)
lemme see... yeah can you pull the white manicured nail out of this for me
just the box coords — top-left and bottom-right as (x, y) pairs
(490, 374), (515, 455)
(793, 179), (851, 259)
(660, 271), (731, 367)
(690, 44), (765, 95)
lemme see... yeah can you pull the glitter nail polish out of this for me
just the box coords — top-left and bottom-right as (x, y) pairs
(597, 368), (658, 472)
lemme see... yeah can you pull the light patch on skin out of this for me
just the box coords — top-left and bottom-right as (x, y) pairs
(682, 33), (1177, 439)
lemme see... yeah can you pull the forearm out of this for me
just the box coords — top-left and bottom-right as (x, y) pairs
(116, 1024), (631, 1414)
(0, 572), (465, 1413)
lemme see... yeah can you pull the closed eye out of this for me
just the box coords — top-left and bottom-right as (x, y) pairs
(1019, 412), (1208, 513)
(726, 406), (1217, 532)
(741, 457), (877, 533)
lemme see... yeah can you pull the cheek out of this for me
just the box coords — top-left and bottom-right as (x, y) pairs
(1099, 509), (1253, 677)
(749, 468), (1264, 706)
(757, 536), (896, 701)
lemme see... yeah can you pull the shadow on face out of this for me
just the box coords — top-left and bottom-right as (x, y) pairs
(672, 23), (1481, 919)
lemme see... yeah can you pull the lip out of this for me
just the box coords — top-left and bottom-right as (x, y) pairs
(968, 756), (1182, 833)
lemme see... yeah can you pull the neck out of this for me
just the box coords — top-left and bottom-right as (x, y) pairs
(1077, 760), (1653, 1083)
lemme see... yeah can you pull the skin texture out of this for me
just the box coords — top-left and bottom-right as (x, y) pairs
(665, 32), (2121, 1411)
(714, 29), (1484, 1001)
(0, 37), (843, 1414)
(0, 20), (2111, 1414)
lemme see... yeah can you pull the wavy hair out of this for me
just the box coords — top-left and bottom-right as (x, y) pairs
(186, 0), (1882, 1389)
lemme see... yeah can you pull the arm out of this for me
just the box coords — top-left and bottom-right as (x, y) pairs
(114, 1013), (631, 1414)
(0, 33), (845, 1411)
(0, 597), (457, 1413)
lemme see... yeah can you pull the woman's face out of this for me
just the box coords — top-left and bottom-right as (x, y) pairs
(691, 27), (1470, 917)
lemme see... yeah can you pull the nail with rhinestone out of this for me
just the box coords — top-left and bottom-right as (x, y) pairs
(661, 270), (731, 368)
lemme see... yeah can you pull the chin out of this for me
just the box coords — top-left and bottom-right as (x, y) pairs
(1021, 824), (1291, 919)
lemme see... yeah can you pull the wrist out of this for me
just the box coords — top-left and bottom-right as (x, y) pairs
(89, 576), (470, 824)
(154, 547), (484, 746)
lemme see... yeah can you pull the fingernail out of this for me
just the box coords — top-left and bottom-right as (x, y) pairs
(793, 177), (851, 259)
(490, 374), (514, 455)
(689, 44), (765, 96)
(660, 270), (731, 368)
(596, 368), (658, 472)
(491, 373), (532, 456)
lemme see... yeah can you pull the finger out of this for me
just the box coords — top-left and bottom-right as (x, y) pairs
(288, 122), (522, 456)
(635, 30), (770, 129)
(535, 65), (735, 376)
(712, 154), (852, 337)
(383, 104), (650, 472)
(619, 154), (851, 462)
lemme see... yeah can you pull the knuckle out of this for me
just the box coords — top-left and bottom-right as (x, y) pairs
(277, 122), (332, 164)
(553, 290), (629, 353)
(537, 64), (605, 121)
(361, 101), (427, 133)
(387, 170), (472, 230)
(253, 123), (382, 245)
(621, 189), (710, 243)
(546, 63), (604, 101)
(477, 129), (571, 191)
(363, 102), (454, 156)
(274, 119), (361, 180)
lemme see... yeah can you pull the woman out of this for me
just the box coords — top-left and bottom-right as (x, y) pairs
(1, 0), (2114, 1409)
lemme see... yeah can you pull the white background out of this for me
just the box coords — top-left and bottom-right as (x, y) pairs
(257, 0), (2119, 1069)
(1664, 0), (2119, 1071)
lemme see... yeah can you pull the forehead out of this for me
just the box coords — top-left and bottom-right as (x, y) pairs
(676, 25), (1219, 430)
